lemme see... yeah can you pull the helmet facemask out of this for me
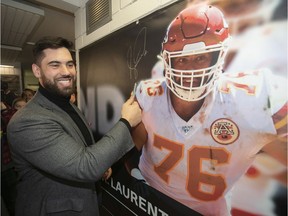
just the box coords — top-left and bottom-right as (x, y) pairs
(163, 40), (229, 102)
(161, 4), (231, 102)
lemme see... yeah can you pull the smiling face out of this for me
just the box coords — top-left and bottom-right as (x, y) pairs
(32, 47), (76, 97)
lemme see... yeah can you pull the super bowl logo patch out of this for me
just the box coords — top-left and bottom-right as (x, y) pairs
(210, 118), (239, 145)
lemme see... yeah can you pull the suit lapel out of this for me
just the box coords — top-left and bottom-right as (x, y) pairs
(34, 92), (94, 146)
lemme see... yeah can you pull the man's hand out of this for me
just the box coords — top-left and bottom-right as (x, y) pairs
(102, 168), (112, 181)
(121, 94), (142, 127)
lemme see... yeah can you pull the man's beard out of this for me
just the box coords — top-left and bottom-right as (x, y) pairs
(42, 75), (75, 98)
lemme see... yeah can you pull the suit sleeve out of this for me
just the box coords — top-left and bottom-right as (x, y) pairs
(7, 111), (134, 182)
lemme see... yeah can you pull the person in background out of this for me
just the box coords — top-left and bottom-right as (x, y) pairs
(1, 81), (17, 107)
(21, 88), (35, 102)
(7, 36), (142, 216)
(1, 115), (18, 216)
(1, 98), (26, 216)
(129, 4), (286, 216)
(70, 90), (77, 105)
(1, 97), (26, 131)
(12, 97), (27, 111)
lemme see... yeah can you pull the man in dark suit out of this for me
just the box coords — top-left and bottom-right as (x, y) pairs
(7, 36), (142, 216)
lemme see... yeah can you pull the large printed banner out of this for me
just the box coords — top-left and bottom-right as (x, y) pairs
(78, 1), (202, 215)
(79, 0), (287, 215)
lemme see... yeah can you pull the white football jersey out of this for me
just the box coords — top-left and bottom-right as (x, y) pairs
(135, 69), (286, 216)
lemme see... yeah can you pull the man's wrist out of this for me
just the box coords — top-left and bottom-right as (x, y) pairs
(119, 118), (132, 131)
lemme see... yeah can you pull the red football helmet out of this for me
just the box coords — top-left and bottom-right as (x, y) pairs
(162, 4), (230, 101)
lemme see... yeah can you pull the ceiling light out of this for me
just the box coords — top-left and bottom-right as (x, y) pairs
(0, 65), (14, 68)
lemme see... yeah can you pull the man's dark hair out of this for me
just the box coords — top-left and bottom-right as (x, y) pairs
(33, 37), (74, 65)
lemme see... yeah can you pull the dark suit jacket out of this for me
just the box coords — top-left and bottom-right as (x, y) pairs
(7, 91), (134, 216)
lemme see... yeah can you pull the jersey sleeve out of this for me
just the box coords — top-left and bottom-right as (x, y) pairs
(263, 68), (287, 115)
(263, 68), (287, 138)
(135, 80), (151, 111)
(135, 78), (166, 112)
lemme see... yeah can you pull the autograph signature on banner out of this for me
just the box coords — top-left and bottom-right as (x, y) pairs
(127, 27), (148, 80)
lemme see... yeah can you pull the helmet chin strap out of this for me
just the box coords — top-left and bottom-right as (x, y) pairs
(174, 86), (205, 102)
